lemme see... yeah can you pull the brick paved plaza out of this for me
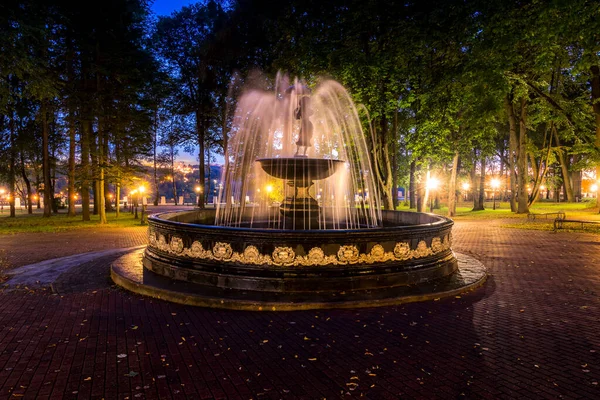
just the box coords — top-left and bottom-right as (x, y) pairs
(0, 219), (599, 399)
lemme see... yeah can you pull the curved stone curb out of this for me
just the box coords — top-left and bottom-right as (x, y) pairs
(6, 246), (146, 286)
(111, 249), (487, 311)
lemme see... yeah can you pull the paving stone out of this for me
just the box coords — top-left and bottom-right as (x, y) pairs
(0, 219), (598, 398)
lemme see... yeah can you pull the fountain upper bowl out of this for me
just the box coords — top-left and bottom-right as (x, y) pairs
(257, 157), (345, 183)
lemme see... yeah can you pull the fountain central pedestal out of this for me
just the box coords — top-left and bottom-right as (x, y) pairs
(257, 157), (344, 228)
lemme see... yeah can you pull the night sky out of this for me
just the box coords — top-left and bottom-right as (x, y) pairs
(150, 0), (194, 16)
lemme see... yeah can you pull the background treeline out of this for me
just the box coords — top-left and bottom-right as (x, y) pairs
(1, 0), (599, 221)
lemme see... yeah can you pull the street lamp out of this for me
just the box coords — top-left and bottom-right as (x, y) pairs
(491, 178), (500, 210)
(461, 182), (470, 201)
(426, 177), (439, 213)
(139, 186), (146, 225)
(195, 185), (202, 207)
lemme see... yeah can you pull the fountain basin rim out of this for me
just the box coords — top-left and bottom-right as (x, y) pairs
(147, 210), (453, 235)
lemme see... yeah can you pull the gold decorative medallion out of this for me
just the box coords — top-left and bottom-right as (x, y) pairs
(338, 245), (359, 263)
(307, 247), (325, 264)
(243, 245), (260, 263)
(213, 242), (233, 260)
(394, 242), (411, 260)
(147, 228), (452, 267)
(431, 237), (443, 253)
(157, 235), (168, 252)
(148, 229), (157, 246)
(370, 244), (385, 262)
(170, 237), (184, 254)
(414, 240), (432, 258)
(272, 247), (295, 265)
(190, 241), (205, 257)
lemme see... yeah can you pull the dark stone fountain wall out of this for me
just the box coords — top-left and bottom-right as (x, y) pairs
(143, 210), (457, 298)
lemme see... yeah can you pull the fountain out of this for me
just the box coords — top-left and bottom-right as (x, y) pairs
(111, 73), (486, 310)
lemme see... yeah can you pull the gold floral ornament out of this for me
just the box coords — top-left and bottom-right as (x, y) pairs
(213, 242), (233, 260)
(170, 237), (184, 254)
(243, 245), (260, 263)
(444, 234), (452, 249)
(431, 237), (443, 253)
(190, 241), (205, 257)
(393, 242), (411, 260)
(272, 247), (295, 265)
(338, 245), (359, 263)
(157, 235), (168, 252)
(307, 247), (325, 264)
(370, 244), (385, 262)
(414, 240), (432, 258)
(148, 229), (157, 246)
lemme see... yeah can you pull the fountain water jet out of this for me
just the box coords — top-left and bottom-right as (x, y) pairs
(111, 73), (487, 310)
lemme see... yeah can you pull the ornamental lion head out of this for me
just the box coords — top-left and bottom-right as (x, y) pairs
(272, 247), (295, 265)
(370, 244), (385, 262)
(338, 245), (359, 263)
(170, 236), (184, 254)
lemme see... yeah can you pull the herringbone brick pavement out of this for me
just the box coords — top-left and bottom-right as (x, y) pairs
(0, 220), (598, 399)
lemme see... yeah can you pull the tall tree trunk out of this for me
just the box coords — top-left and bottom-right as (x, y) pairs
(90, 132), (99, 215)
(422, 169), (430, 212)
(590, 65), (600, 185)
(516, 99), (529, 214)
(42, 100), (52, 218)
(97, 114), (107, 224)
(20, 152), (32, 214)
(67, 39), (77, 217)
(153, 106), (159, 206)
(196, 111), (206, 209)
(572, 155), (582, 201)
(409, 160), (416, 209)
(81, 110), (91, 221)
(478, 156), (486, 209)
(171, 147), (177, 205)
(471, 151), (483, 211)
(8, 103), (16, 218)
(505, 95), (518, 212)
(553, 127), (574, 202)
(67, 108), (77, 216)
(447, 149), (459, 217)
(391, 109), (399, 210)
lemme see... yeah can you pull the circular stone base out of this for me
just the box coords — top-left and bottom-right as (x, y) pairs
(111, 249), (486, 311)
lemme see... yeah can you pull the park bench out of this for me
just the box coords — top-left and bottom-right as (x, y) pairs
(553, 218), (600, 230)
(527, 211), (566, 221)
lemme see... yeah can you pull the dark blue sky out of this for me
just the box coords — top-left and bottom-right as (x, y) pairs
(150, 0), (194, 16)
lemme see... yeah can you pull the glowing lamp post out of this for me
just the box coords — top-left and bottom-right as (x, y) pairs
(195, 186), (202, 207)
(491, 178), (500, 210)
(461, 182), (470, 201)
(591, 184), (598, 197)
(426, 177), (439, 213)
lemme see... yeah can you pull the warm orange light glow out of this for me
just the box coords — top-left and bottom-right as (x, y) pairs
(426, 177), (440, 190)
(266, 185), (273, 193)
(461, 182), (470, 191)
(491, 179), (500, 189)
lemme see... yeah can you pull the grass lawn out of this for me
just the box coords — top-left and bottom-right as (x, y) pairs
(0, 210), (147, 234)
(428, 199), (600, 232)
(2, 200), (600, 234)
